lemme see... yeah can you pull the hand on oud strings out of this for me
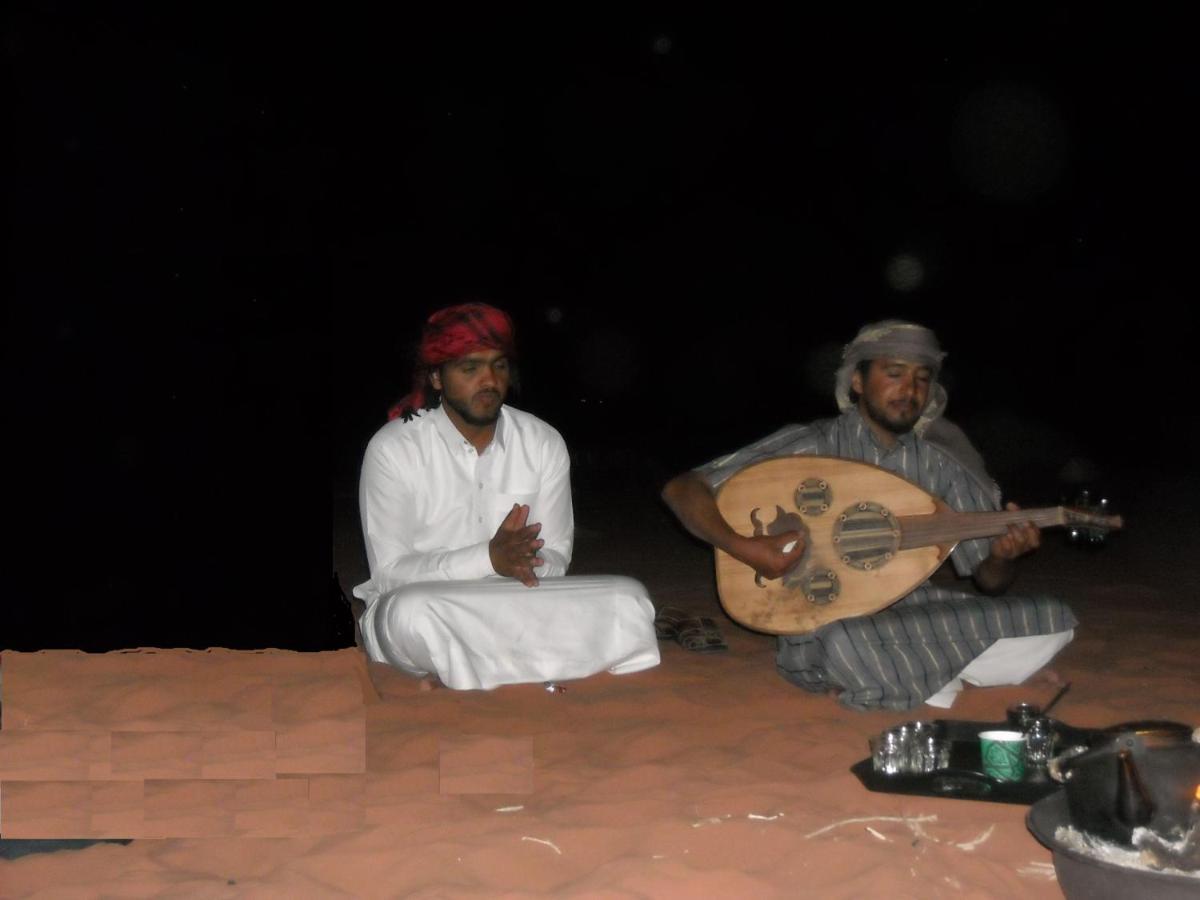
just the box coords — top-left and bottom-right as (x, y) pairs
(737, 531), (807, 581)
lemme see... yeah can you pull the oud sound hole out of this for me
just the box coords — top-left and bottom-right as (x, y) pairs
(831, 502), (900, 571)
(794, 477), (832, 516)
(802, 570), (839, 605)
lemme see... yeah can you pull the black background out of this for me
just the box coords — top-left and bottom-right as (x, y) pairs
(5, 5), (1197, 651)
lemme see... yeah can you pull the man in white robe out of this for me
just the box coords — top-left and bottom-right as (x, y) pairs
(353, 302), (660, 690)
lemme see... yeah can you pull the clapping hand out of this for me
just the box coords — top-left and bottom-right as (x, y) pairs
(489, 503), (545, 587)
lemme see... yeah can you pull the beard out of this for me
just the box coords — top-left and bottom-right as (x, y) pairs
(442, 388), (505, 427)
(861, 393), (922, 435)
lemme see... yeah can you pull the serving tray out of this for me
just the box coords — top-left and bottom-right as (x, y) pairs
(851, 718), (1097, 806)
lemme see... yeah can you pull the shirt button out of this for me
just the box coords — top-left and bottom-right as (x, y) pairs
(478, 482), (483, 489)
(477, 516), (483, 523)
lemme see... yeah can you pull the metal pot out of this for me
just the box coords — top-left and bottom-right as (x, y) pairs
(1047, 721), (1200, 847)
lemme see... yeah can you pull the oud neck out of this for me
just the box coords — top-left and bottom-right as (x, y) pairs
(898, 507), (1067, 550)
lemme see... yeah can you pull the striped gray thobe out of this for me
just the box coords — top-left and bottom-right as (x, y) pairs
(694, 409), (1077, 711)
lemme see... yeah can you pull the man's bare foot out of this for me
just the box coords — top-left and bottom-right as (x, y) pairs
(1025, 667), (1067, 690)
(418, 674), (444, 692)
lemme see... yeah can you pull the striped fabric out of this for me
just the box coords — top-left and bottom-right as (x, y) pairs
(695, 409), (1078, 711)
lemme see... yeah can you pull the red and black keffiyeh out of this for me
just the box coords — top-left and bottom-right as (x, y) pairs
(388, 303), (517, 421)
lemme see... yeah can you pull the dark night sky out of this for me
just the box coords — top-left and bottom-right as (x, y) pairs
(5, 5), (1197, 650)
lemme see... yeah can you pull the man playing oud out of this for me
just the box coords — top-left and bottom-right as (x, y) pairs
(662, 320), (1077, 711)
(354, 302), (660, 690)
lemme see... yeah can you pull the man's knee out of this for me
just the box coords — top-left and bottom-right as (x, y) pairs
(608, 575), (649, 599)
(370, 585), (445, 673)
(604, 576), (654, 615)
(375, 584), (442, 639)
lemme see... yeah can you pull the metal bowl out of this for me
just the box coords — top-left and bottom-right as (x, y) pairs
(1028, 792), (1200, 900)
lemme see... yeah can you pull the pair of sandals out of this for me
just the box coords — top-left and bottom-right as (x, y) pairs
(653, 606), (729, 653)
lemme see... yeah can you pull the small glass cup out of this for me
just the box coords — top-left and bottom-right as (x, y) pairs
(899, 720), (942, 740)
(897, 721), (944, 771)
(870, 729), (907, 775)
(1023, 716), (1054, 769)
(912, 735), (951, 773)
(1006, 702), (1042, 732)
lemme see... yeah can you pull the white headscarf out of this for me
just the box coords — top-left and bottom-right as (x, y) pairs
(834, 320), (948, 435)
(834, 320), (999, 502)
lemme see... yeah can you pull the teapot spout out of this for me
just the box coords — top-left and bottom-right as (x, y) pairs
(1115, 748), (1156, 829)
(1047, 744), (1088, 784)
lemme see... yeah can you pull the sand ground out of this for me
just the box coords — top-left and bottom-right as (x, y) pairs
(2, 458), (1197, 897)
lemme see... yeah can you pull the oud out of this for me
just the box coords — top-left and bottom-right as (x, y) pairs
(713, 456), (1122, 635)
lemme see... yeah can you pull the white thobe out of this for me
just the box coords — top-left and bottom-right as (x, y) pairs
(353, 404), (660, 689)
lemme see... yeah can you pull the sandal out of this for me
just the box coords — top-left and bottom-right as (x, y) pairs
(653, 605), (691, 640)
(674, 616), (729, 653)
